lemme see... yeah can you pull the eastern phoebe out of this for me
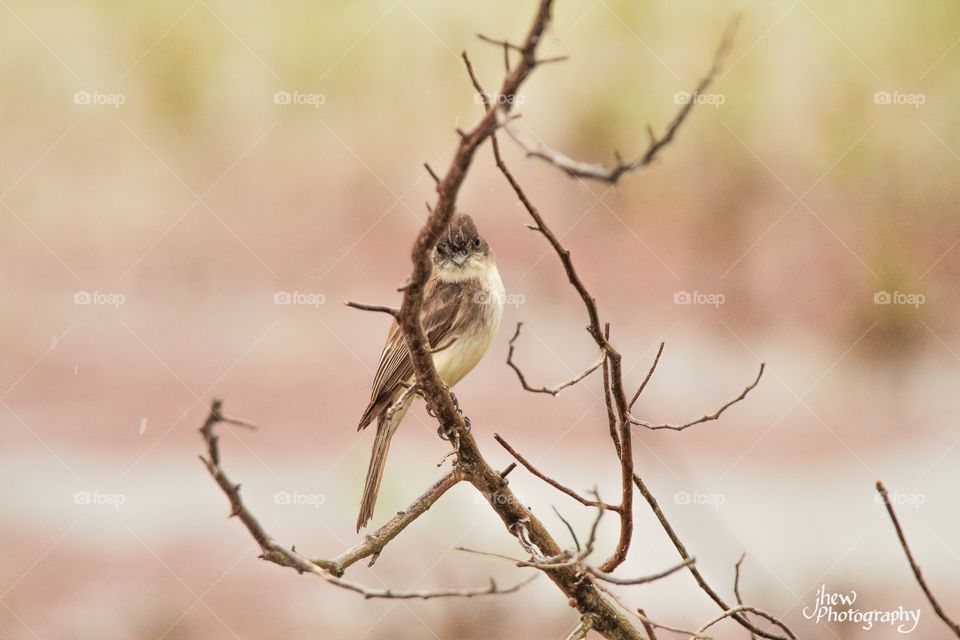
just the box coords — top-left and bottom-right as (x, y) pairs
(355, 213), (504, 530)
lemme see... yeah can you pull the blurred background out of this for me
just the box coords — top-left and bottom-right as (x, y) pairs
(2, 0), (959, 638)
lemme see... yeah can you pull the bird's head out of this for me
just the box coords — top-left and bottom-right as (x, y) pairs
(432, 213), (493, 281)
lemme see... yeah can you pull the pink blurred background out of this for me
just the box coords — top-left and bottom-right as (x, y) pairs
(2, 0), (960, 638)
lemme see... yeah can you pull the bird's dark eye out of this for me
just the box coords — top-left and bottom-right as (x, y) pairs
(472, 237), (481, 250)
(437, 244), (448, 257)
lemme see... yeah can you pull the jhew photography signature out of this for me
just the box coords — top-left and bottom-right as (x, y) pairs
(803, 585), (921, 633)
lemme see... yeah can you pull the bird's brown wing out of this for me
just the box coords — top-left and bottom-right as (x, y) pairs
(357, 280), (463, 430)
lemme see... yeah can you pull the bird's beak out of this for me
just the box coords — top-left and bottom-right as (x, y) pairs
(452, 251), (468, 266)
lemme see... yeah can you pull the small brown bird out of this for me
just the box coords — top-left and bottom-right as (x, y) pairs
(356, 214), (504, 530)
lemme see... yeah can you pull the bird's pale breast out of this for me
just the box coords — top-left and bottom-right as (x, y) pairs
(432, 265), (504, 387)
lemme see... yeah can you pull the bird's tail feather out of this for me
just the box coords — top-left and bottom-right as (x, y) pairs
(356, 400), (410, 531)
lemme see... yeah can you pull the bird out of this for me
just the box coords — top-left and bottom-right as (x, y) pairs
(355, 213), (504, 530)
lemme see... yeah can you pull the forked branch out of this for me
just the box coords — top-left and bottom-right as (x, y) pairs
(630, 363), (765, 431)
(507, 322), (605, 396)
(198, 400), (537, 600)
(498, 15), (740, 183)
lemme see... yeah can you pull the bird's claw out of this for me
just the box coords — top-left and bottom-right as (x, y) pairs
(433, 391), (471, 440)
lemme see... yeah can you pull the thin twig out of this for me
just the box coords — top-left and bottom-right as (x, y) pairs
(877, 480), (960, 637)
(553, 505), (581, 552)
(345, 300), (400, 319)
(588, 557), (695, 586)
(734, 553), (757, 640)
(497, 15), (740, 183)
(636, 610), (659, 640)
(462, 51), (490, 112)
(494, 433), (620, 511)
(424, 162), (441, 184)
(630, 363), (764, 431)
(629, 342), (665, 411)
(694, 605), (796, 640)
(506, 322), (606, 396)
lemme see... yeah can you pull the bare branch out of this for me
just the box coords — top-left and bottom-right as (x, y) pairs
(734, 553), (757, 640)
(490, 134), (635, 574)
(424, 162), (441, 184)
(477, 33), (568, 65)
(588, 557), (695, 586)
(506, 322), (605, 396)
(477, 33), (523, 52)
(497, 15), (740, 183)
(695, 605), (797, 640)
(633, 473), (791, 640)
(877, 480), (960, 637)
(494, 433), (619, 511)
(630, 363), (764, 432)
(553, 505), (581, 552)
(330, 573), (539, 600)
(586, 493), (605, 552)
(628, 342), (664, 411)
(345, 300), (400, 319)
(456, 546), (589, 570)
(199, 399), (537, 602)
(462, 51), (490, 111)
(636, 610), (659, 640)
